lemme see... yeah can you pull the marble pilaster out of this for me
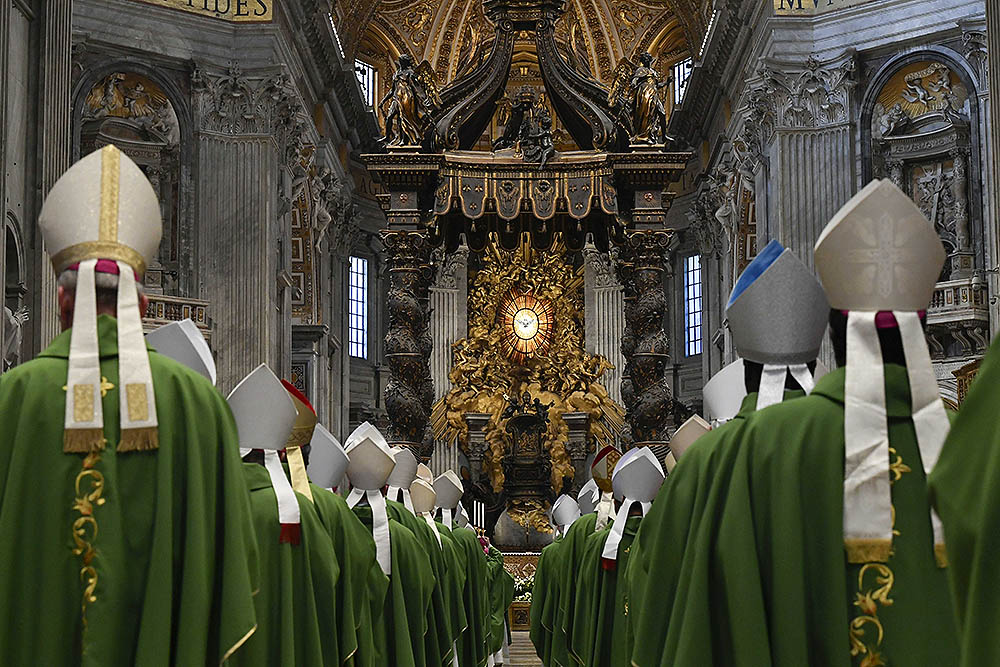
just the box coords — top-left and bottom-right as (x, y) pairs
(192, 64), (308, 392)
(583, 243), (624, 405)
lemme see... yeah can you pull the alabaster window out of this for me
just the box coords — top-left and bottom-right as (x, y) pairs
(684, 254), (703, 356)
(349, 256), (369, 359)
(355, 60), (377, 109)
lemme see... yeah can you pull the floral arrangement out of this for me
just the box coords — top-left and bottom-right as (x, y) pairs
(513, 572), (535, 602)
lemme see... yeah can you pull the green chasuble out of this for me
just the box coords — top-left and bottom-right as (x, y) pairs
(570, 516), (641, 667)
(310, 484), (388, 667)
(634, 367), (959, 666)
(929, 333), (1000, 665)
(549, 511), (598, 667)
(626, 391), (797, 667)
(437, 522), (472, 666)
(486, 546), (514, 657)
(450, 524), (491, 667)
(352, 505), (435, 667)
(386, 499), (457, 666)
(0, 315), (258, 666)
(234, 464), (340, 666)
(529, 535), (564, 665)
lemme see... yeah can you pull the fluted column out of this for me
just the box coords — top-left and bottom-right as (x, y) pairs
(33, 0), (74, 349)
(742, 53), (857, 269)
(428, 245), (468, 475)
(583, 243), (624, 405)
(192, 64), (308, 392)
(986, 6), (1000, 334)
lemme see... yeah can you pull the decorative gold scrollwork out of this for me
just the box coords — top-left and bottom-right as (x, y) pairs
(72, 449), (106, 628)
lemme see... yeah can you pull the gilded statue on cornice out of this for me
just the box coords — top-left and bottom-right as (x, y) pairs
(379, 54), (442, 147)
(609, 52), (672, 145)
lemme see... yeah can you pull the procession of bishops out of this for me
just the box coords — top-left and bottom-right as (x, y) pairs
(2, 142), (1000, 666)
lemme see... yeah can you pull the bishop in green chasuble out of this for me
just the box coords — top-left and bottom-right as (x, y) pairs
(451, 522), (491, 667)
(0, 316), (259, 665)
(352, 505), (435, 666)
(311, 483), (388, 667)
(235, 464), (341, 666)
(486, 544), (514, 659)
(929, 333), (1000, 666)
(530, 535), (564, 665)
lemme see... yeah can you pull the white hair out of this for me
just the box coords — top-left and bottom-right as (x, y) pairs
(58, 269), (144, 310)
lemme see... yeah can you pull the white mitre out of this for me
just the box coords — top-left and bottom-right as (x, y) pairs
(434, 470), (464, 528)
(410, 478), (437, 514)
(577, 478), (599, 515)
(602, 447), (664, 561)
(726, 239), (830, 410)
(551, 494), (582, 537)
(344, 422), (396, 575)
(416, 463), (434, 484)
(227, 364), (301, 542)
(307, 423), (349, 491)
(669, 414), (712, 460)
(455, 502), (470, 528)
(410, 478), (443, 546)
(344, 422), (395, 490)
(814, 178), (948, 567)
(40, 144), (163, 454)
(703, 359), (746, 424)
(386, 447), (419, 512)
(146, 319), (216, 384)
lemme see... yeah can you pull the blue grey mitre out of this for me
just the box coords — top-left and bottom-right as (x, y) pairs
(725, 240), (829, 364)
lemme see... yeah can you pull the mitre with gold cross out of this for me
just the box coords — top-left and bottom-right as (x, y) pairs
(38, 144), (162, 455)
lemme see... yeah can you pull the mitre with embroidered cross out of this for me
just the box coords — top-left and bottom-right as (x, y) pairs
(726, 239), (830, 410)
(433, 470), (464, 529)
(39, 144), (162, 454)
(307, 424), (348, 492)
(602, 447), (664, 562)
(227, 364), (302, 544)
(145, 319), (216, 384)
(344, 421), (396, 575)
(669, 414), (712, 461)
(815, 178), (949, 567)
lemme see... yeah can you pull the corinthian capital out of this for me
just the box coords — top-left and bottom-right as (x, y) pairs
(740, 51), (857, 131)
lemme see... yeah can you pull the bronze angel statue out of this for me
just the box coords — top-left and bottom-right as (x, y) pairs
(609, 52), (673, 146)
(378, 54), (442, 147)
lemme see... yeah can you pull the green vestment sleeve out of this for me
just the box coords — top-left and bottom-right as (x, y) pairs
(633, 369), (959, 666)
(928, 334), (1000, 665)
(0, 316), (258, 666)
(233, 464), (341, 666)
(386, 499), (456, 666)
(352, 505), (435, 667)
(310, 484), (386, 667)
